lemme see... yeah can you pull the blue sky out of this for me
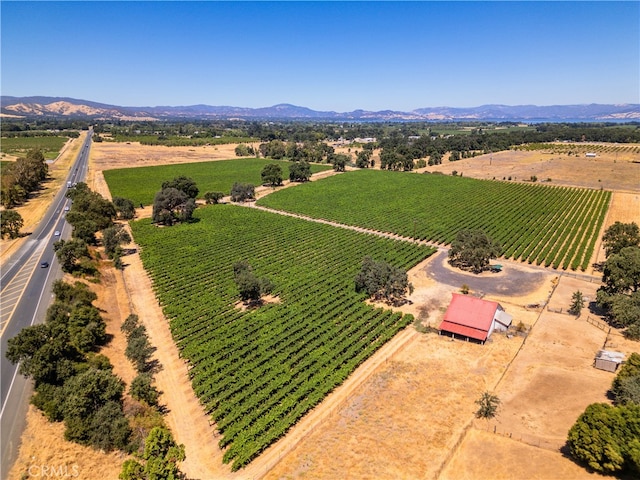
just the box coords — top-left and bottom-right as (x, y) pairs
(2, 1), (638, 111)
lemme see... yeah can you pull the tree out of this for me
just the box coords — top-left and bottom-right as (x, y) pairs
(102, 224), (131, 259)
(289, 161), (312, 182)
(66, 215), (99, 244)
(331, 153), (349, 172)
(204, 191), (224, 204)
(448, 229), (502, 274)
(233, 260), (273, 304)
(68, 305), (107, 352)
(474, 391), (500, 419)
(125, 327), (155, 373)
(602, 222), (640, 258)
(230, 182), (255, 202)
(119, 459), (145, 480)
(161, 176), (199, 199)
(354, 257), (413, 306)
(235, 144), (253, 157)
(113, 196), (136, 219)
(601, 246), (640, 295)
(54, 238), (92, 273)
(355, 150), (372, 168)
(569, 290), (585, 316)
(567, 402), (640, 474)
(261, 163), (283, 187)
(152, 188), (196, 226)
(121, 314), (140, 336)
(60, 368), (130, 451)
(130, 373), (160, 406)
(612, 352), (640, 405)
(6, 323), (80, 386)
(65, 184), (117, 243)
(142, 427), (185, 480)
(261, 140), (286, 159)
(0, 209), (23, 239)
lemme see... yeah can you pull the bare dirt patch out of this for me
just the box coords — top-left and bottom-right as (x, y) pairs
(234, 294), (281, 311)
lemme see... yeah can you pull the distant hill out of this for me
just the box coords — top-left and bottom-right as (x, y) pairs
(1, 95), (639, 122)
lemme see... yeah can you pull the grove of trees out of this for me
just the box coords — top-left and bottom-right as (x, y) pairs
(0, 148), (48, 208)
(6, 280), (131, 451)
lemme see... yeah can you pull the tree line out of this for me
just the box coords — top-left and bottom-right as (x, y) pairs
(1, 148), (48, 208)
(56, 183), (134, 273)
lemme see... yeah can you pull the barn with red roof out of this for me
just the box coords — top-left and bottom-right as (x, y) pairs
(439, 293), (513, 343)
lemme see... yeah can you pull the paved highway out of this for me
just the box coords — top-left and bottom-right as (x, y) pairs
(0, 130), (92, 479)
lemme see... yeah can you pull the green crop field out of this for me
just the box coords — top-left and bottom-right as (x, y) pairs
(257, 169), (611, 271)
(103, 158), (333, 206)
(131, 205), (434, 470)
(0, 136), (69, 160)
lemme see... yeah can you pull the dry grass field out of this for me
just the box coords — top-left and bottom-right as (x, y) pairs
(4, 140), (640, 480)
(425, 145), (640, 192)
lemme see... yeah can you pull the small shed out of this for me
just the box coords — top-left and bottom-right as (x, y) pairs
(594, 350), (625, 372)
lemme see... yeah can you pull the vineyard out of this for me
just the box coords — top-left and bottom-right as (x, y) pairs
(0, 135), (69, 159)
(130, 205), (434, 470)
(257, 170), (611, 271)
(103, 158), (333, 206)
(516, 142), (640, 155)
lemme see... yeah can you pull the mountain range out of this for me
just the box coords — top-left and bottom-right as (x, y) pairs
(1, 96), (639, 122)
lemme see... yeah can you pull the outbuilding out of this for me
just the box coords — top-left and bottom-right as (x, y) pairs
(439, 293), (513, 344)
(594, 350), (625, 372)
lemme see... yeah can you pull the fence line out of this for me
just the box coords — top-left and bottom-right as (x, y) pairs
(481, 423), (564, 452)
(586, 315), (610, 333)
(432, 421), (473, 480)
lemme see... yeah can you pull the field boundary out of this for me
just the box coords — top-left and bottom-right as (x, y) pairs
(246, 328), (420, 479)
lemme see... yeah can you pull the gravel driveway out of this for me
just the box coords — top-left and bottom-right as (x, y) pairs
(423, 251), (551, 297)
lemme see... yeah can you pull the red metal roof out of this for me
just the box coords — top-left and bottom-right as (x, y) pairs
(438, 293), (500, 342)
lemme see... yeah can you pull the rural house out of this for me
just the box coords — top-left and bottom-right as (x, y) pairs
(439, 293), (513, 343)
